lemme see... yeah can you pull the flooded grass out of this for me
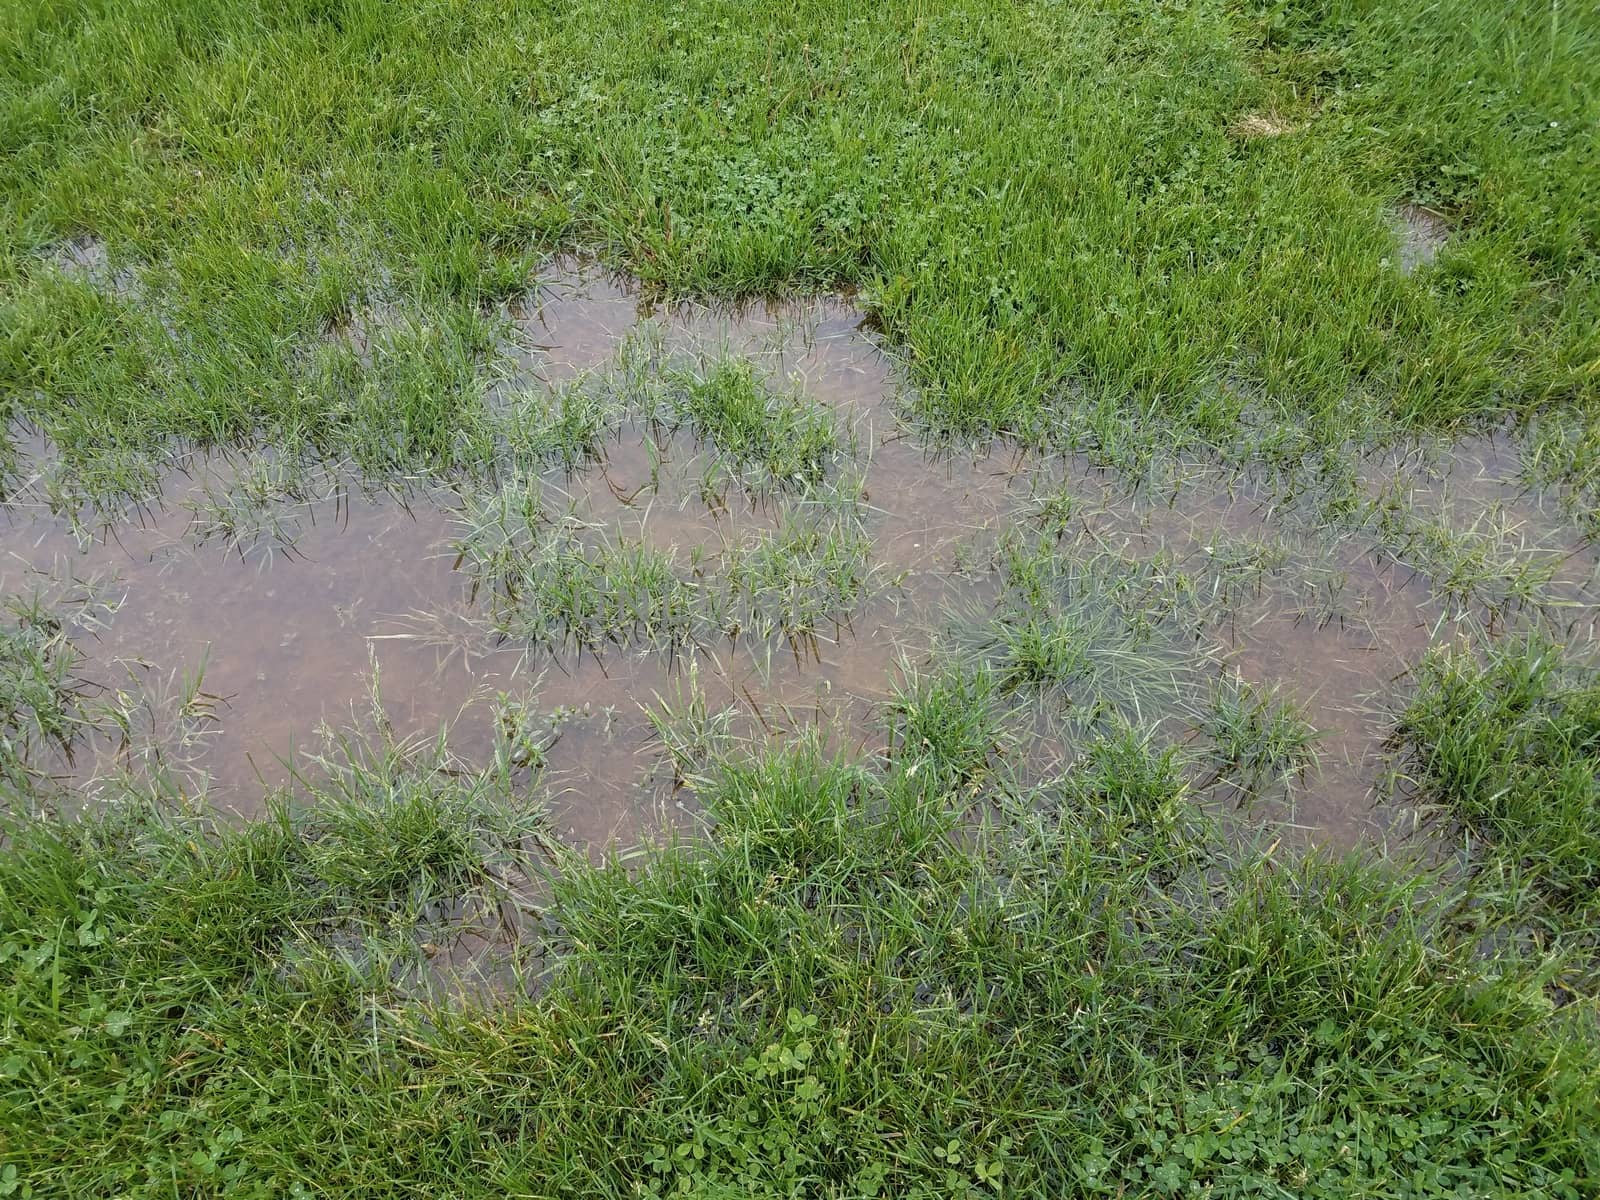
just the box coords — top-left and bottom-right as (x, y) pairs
(11, 263), (1568, 851)
(4, 1), (1600, 1193)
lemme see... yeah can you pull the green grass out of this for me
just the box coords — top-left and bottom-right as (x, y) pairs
(1204, 678), (1320, 796)
(4, 0), (1600, 1194)
(1395, 637), (1600, 990)
(3, 0), (1597, 509)
(888, 661), (1006, 794)
(453, 464), (876, 653)
(0, 590), (91, 791)
(666, 356), (840, 489)
(3, 730), (1597, 1197)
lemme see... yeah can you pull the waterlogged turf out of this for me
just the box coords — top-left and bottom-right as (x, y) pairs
(2, 1), (1599, 1196)
(16, 262), (1585, 847)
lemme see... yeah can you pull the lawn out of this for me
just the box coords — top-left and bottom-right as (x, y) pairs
(2, 0), (1599, 1196)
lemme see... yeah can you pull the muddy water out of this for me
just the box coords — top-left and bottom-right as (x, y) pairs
(1363, 433), (1600, 628)
(0, 483), (476, 790)
(1219, 558), (1439, 846)
(1043, 467), (1445, 847)
(1, 265), (1042, 847)
(7, 258), (1590, 854)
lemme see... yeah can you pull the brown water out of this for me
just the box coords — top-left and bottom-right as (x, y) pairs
(7, 258), (1593, 855)
(1364, 432), (1600, 628)
(1, 263), (1040, 847)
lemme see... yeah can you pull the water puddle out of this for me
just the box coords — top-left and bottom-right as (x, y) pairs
(1, 265), (1038, 848)
(5, 259), (1589, 859)
(41, 234), (142, 297)
(1390, 203), (1450, 274)
(1359, 433), (1600, 628)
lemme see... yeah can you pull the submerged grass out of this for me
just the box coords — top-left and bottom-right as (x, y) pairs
(454, 462), (876, 654)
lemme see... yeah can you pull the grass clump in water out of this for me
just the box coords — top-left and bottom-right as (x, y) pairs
(666, 356), (840, 489)
(486, 519), (698, 654)
(1366, 487), (1563, 616)
(719, 511), (874, 643)
(980, 536), (1209, 735)
(888, 662), (1005, 794)
(453, 473), (876, 653)
(497, 375), (628, 473)
(1203, 677), (1320, 797)
(642, 661), (738, 785)
(0, 592), (92, 791)
(0, 585), (124, 798)
(1396, 637), (1600, 985)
